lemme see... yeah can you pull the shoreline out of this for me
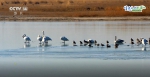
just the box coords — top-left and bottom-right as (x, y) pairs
(0, 16), (150, 21)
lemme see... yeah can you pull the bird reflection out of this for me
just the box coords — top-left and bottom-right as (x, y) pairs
(61, 44), (69, 46)
(37, 44), (51, 51)
(37, 43), (51, 47)
(24, 43), (31, 48)
(142, 47), (146, 51)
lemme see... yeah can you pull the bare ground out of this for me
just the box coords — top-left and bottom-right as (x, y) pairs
(0, 0), (150, 21)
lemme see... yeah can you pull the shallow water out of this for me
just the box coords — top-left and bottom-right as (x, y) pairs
(0, 21), (150, 77)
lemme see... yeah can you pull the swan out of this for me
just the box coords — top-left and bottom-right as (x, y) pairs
(37, 35), (42, 44)
(87, 39), (94, 44)
(22, 34), (31, 43)
(42, 31), (52, 44)
(141, 38), (148, 46)
(114, 36), (124, 44)
(60, 36), (69, 44)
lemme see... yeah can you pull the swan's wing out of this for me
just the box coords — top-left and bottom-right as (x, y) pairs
(45, 36), (52, 41)
(26, 36), (31, 41)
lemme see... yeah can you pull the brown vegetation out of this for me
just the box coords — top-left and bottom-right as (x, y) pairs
(0, 0), (150, 17)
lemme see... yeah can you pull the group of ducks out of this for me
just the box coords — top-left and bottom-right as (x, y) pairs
(73, 39), (112, 48)
(22, 31), (149, 48)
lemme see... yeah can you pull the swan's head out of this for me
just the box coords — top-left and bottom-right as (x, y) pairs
(22, 34), (26, 38)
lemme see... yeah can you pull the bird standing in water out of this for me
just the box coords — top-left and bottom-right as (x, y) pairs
(73, 40), (77, 46)
(131, 38), (134, 45)
(22, 34), (31, 43)
(106, 40), (111, 48)
(80, 41), (83, 46)
(42, 31), (52, 45)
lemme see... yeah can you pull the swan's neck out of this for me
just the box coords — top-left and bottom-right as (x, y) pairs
(43, 31), (45, 37)
(115, 36), (117, 41)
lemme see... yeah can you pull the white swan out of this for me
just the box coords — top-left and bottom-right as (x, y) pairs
(42, 31), (52, 44)
(114, 36), (124, 44)
(22, 34), (31, 43)
(37, 35), (42, 44)
(60, 36), (69, 44)
(87, 39), (94, 44)
(141, 38), (148, 46)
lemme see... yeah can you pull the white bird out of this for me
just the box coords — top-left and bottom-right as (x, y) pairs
(141, 38), (148, 46)
(22, 34), (31, 43)
(60, 36), (69, 44)
(114, 36), (124, 44)
(37, 35), (42, 44)
(42, 31), (52, 44)
(87, 39), (94, 44)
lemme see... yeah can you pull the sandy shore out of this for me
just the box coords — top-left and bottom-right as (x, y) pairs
(0, 16), (150, 21)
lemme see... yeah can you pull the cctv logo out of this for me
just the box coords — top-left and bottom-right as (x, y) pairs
(22, 7), (28, 11)
(9, 7), (28, 11)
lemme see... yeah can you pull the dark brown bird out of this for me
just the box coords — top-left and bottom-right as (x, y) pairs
(115, 43), (119, 48)
(97, 43), (100, 46)
(137, 38), (141, 44)
(149, 38), (150, 44)
(84, 40), (89, 44)
(101, 43), (105, 47)
(80, 41), (83, 45)
(107, 43), (111, 48)
(106, 40), (109, 43)
(88, 44), (93, 47)
(94, 40), (97, 44)
(73, 41), (76, 45)
(131, 38), (134, 45)
(131, 41), (134, 45)
(131, 38), (134, 41)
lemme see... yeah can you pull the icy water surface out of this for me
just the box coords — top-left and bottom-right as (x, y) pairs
(0, 21), (150, 59)
(0, 21), (150, 77)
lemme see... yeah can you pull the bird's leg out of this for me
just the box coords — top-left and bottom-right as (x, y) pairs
(39, 41), (41, 44)
(28, 41), (30, 43)
(46, 41), (48, 44)
(64, 41), (65, 45)
(42, 42), (44, 45)
(24, 41), (26, 43)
